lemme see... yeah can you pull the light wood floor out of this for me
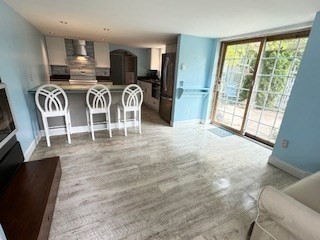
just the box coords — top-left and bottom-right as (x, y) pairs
(30, 106), (297, 240)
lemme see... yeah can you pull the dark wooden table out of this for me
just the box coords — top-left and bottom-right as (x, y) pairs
(0, 157), (61, 240)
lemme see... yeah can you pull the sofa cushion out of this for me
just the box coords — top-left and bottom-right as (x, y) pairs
(284, 171), (320, 213)
(252, 186), (320, 240)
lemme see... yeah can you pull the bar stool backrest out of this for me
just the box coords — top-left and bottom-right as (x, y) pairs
(35, 84), (68, 114)
(122, 84), (143, 109)
(86, 84), (112, 111)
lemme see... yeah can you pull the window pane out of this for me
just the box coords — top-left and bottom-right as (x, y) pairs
(246, 36), (308, 144)
(260, 59), (276, 74)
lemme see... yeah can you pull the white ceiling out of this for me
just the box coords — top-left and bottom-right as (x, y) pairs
(4, 0), (320, 48)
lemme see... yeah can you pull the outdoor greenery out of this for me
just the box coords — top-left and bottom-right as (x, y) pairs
(224, 38), (307, 108)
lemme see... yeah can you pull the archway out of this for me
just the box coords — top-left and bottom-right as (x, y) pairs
(110, 49), (137, 85)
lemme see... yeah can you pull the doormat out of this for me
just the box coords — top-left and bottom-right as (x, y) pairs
(208, 127), (234, 138)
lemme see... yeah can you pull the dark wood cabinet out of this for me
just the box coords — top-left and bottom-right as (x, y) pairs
(0, 157), (61, 240)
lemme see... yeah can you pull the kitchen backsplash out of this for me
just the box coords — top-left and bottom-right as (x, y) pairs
(51, 65), (109, 76)
(50, 39), (109, 77)
(51, 65), (69, 75)
(95, 68), (110, 76)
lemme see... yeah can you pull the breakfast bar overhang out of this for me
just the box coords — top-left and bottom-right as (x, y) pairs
(28, 83), (137, 136)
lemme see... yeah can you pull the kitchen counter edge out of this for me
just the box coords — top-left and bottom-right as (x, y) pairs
(28, 83), (127, 94)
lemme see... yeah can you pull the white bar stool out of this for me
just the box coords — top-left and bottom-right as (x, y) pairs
(86, 84), (112, 140)
(117, 84), (143, 136)
(35, 84), (72, 147)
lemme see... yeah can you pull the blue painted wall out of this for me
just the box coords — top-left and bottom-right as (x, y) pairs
(171, 34), (219, 123)
(0, 0), (49, 155)
(271, 12), (320, 173)
(109, 44), (150, 76)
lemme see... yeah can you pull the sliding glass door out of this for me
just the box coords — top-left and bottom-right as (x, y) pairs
(213, 40), (263, 132)
(245, 37), (308, 144)
(212, 31), (309, 145)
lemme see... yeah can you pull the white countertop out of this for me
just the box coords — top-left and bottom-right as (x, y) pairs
(28, 82), (127, 93)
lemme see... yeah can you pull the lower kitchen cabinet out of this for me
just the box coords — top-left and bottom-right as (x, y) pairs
(137, 80), (159, 111)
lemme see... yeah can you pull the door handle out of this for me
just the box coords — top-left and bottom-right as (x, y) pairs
(163, 57), (169, 92)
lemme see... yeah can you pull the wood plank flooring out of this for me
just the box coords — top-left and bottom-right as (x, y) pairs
(30, 106), (297, 240)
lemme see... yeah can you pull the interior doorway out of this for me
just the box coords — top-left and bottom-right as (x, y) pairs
(212, 31), (309, 146)
(110, 49), (137, 85)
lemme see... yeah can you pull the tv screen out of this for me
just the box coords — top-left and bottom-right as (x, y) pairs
(0, 84), (17, 149)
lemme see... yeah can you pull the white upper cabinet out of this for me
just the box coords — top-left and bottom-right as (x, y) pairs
(45, 36), (67, 65)
(150, 48), (161, 71)
(94, 42), (110, 68)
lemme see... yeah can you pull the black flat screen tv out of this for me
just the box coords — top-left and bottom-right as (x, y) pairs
(0, 83), (22, 196)
(0, 83), (17, 149)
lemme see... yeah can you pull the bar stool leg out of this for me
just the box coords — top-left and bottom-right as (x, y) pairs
(42, 116), (51, 147)
(123, 111), (127, 136)
(117, 107), (121, 129)
(134, 110), (137, 126)
(138, 109), (142, 134)
(90, 112), (95, 140)
(65, 113), (71, 144)
(107, 111), (112, 138)
(86, 108), (90, 132)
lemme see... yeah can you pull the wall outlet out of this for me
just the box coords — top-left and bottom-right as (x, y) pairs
(180, 81), (184, 87)
(282, 139), (289, 148)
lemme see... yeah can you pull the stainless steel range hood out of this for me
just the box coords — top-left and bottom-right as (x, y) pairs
(67, 40), (97, 84)
(74, 40), (87, 56)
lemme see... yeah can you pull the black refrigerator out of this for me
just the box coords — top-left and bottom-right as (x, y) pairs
(159, 52), (176, 123)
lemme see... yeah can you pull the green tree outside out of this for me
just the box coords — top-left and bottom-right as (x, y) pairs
(223, 38), (307, 109)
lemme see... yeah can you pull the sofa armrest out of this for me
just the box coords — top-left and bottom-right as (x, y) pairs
(256, 186), (320, 240)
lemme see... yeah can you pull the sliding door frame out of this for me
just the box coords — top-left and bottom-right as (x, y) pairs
(211, 37), (264, 134)
(211, 29), (310, 144)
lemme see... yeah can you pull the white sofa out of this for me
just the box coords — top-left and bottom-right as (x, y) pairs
(250, 172), (320, 240)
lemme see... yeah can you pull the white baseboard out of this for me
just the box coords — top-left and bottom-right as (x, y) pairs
(171, 119), (201, 127)
(200, 118), (211, 125)
(268, 155), (311, 179)
(24, 131), (42, 162)
(39, 122), (137, 137)
(24, 122), (136, 161)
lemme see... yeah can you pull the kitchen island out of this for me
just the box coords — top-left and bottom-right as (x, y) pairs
(28, 82), (136, 136)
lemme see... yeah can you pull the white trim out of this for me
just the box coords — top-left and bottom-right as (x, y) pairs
(24, 122), (134, 160)
(171, 119), (201, 127)
(39, 122), (137, 137)
(200, 118), (211, 125)
(268, 155), (310, 179)
(24, 130), (42, 162)
(221, 21), (312, 42)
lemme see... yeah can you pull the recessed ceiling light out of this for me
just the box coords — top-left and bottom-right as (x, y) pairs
(60, 20), (68, 24)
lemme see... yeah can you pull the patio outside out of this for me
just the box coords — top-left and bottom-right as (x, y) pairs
(214, 37), (308, 144)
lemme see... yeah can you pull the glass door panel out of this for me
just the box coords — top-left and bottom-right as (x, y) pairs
(245, 37), (308, 144)
(214, 41), (262, 131)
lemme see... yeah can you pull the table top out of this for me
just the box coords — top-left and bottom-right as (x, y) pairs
(0, 157), (61, 240)
(28, 82), (127, 93)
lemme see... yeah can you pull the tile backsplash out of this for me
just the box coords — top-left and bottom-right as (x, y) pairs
(95, 68), (110, 76)
(51, 65), (109, 76)
(50, 39), (109, 77)
(51, 65), (69, 75)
